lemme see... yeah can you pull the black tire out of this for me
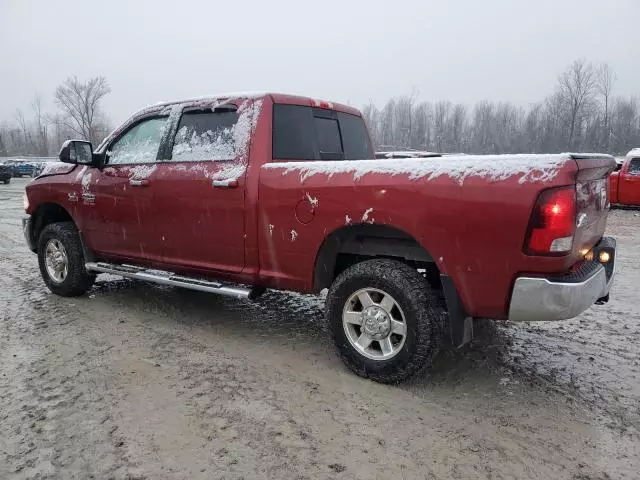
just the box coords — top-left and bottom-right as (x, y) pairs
(326, 259), (443, 383)
(37, 222), (95, 297)
(3, 179), (9, 184)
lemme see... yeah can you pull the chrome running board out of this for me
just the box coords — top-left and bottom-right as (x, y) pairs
(85, 262), (251, 299)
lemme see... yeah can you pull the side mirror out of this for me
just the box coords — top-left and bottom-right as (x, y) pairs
(59, 140), (96, 165)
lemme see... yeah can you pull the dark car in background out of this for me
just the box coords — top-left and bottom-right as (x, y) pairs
(0, 162), (12, 184)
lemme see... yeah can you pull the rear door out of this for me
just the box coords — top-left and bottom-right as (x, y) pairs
(153, 101), (257, 273)
(80, 115), (168, 261)
(619, 158), (640, 205)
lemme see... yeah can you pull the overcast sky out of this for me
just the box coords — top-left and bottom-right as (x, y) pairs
(1, 0), (638, 125)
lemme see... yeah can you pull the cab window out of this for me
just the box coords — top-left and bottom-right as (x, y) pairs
(107, 117), (168, 165)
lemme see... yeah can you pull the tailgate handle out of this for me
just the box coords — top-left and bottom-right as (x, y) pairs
(129, 179), (149, 187)
(213, 179), (239, 189)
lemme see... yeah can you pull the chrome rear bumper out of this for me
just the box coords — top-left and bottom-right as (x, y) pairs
(508, 237), (616, 322)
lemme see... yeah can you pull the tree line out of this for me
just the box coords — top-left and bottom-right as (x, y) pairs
(363, 60), (639, 156)
(0, 76), (111, 158)
(2, 60), (639, 158)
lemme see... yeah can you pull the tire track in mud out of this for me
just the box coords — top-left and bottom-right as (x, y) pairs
(0, 254), (145, 478)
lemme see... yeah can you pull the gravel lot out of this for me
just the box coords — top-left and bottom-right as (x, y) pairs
(1, 177), (638, 479)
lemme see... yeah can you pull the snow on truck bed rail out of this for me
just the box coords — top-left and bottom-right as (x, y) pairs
(264, 153), (587, 184)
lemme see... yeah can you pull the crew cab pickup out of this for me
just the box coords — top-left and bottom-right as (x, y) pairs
(23, 93), (618, 383)
(609, 148), (640, 206)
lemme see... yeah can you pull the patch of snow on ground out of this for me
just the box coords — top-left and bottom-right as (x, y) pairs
(264, 154), (577, 185)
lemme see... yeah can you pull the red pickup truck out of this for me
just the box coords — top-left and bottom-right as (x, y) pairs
(610, 149), (640, 206)
(23, 93), (618, 383)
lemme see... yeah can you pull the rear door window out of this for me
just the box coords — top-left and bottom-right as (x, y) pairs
(171, 108), (239, 161)
(272, 104), (373, 161)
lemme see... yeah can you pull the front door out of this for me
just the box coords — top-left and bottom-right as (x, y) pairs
(153, 103), (252, 273)
(79, 115), (168, 261)
(619, 158), (640, 206)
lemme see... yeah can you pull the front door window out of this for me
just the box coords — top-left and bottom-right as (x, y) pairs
(108, 117), (168, 165)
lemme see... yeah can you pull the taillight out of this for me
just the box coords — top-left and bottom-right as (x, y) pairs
(524, 186), (576, 255)
(23, 193), (30, 212)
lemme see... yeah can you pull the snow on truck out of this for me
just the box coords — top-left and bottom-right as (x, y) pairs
(23, 93), (618, 383)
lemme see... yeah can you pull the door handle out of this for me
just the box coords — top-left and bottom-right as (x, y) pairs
(212, 179), (239, 189)
(129, 179), (149, 187)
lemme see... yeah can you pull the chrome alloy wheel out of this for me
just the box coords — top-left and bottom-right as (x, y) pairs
(44, 239), (68, 283)
(342, 288), (408, 360)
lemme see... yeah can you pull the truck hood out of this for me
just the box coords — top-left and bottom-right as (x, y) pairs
(37, 162), (76, 178)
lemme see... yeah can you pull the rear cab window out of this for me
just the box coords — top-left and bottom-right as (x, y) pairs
(272, 104), (373, 161)
(628, 158), (640, 175)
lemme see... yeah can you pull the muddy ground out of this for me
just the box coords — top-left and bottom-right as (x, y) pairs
(0, 177), (638, 479)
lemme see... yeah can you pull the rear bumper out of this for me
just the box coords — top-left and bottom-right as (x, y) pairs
(508, 237), (616, 322)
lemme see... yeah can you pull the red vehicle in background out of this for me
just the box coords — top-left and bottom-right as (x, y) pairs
(610, 149), (640, 206)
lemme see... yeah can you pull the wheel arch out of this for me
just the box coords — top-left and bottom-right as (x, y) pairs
(313, 224), (437, 292)
(30, 203), (76, 252)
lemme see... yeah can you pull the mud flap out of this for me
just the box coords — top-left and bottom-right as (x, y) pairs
(440, 274), (473, 348)
(78, 231), (95, 264)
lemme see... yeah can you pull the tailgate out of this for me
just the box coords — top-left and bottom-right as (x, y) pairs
(573, 154), (617, 254)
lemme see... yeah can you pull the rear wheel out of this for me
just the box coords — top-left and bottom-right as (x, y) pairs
(326, 259), (443, 383)
(37, 222), (95, 296)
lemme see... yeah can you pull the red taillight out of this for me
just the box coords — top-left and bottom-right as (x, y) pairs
(524, 186), (576, 255)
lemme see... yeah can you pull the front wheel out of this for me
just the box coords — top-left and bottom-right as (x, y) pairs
(37, 222), (95, 297)
(326, 259), (443, 383)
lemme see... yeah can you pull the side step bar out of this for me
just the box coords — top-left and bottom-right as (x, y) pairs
(85, 262), (252, 299)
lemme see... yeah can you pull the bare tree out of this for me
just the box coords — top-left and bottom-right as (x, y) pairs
(558, 59), (596, 149)
(31, 94), (49, 156)
(433, 101), (451, 152)
(361, 101), (380, 146)
(449, 104), (467, 151)
(596, 63), (616, 151)
(14, 109), (30, 153)
(379, 99), (396, 148)
(0, 132), (7, 157)
(54, 76), (111, 145)
(363, 59), (639, 156)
